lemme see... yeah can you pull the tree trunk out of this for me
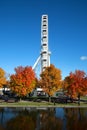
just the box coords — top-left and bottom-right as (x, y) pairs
(48, 95), (51, 102)
(78, 94), (80, 105)
(19, 97), (22, 102)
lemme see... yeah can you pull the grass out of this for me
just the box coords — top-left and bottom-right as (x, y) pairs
(0, 100), (87, 107)
(80, 96), (87, 100)
(0, 95), (87, 107)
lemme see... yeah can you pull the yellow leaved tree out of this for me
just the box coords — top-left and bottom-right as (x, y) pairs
(0, 68), (6, 88)
(40, 64), (62, 101)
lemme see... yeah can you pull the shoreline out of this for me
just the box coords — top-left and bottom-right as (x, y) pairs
(0, 101), (87, 108)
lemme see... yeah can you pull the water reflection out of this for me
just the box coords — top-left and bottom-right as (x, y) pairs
(64, 108), (87, 130)
(0, 107), (87, 130)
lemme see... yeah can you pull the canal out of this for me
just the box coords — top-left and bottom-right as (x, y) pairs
(0, 107), (87, 130)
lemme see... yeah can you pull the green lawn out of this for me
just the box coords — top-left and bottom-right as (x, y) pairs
(0, 95), (87, 107)
(0, 100), (87, 107)
(81, 96), (87, 100)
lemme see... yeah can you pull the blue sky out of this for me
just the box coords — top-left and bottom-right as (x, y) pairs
(0, 0), (87, 79)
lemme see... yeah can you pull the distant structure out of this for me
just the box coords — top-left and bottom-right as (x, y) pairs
(33, 15), (51, 73)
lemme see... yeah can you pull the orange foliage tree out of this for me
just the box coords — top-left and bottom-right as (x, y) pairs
(0, 68), (6, 88)
(63, 70), (87, 100)
(9, 66), (36, 97)
(40, 64), (62, 100)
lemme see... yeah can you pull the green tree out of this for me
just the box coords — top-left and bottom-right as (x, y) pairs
(9, 66), (36, 98)
(40, 64), (62, 101)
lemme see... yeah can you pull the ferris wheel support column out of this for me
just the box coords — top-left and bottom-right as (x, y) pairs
(32, 14), (51, 74)
(40, 15), (51, 72)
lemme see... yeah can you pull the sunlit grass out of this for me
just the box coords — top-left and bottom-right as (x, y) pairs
(0, 100), (87, 107)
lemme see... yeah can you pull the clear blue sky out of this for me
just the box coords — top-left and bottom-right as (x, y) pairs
(0, 0), (87, 79)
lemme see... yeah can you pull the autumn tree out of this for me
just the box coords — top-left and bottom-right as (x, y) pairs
(9, 66), (36, 97)
(63, 70), (87, 104)
(40, 64), (62, 101)
(0, 68), (7, 88)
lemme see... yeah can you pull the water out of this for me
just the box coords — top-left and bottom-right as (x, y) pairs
(0, 107), (87, 130)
